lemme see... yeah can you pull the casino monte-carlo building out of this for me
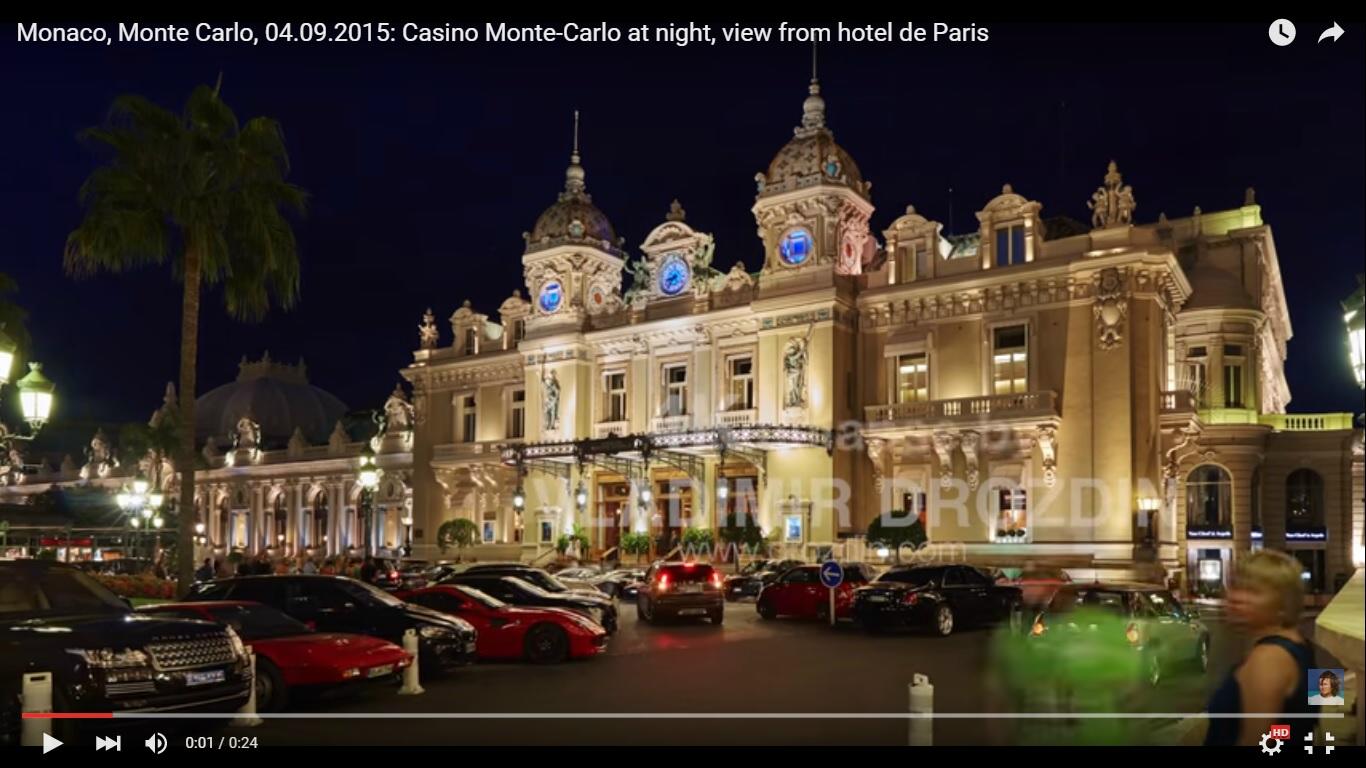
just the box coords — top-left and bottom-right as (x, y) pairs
(2, 79), (1362, 592)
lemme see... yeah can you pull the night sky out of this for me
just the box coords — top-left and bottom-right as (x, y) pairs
(2, 19), (1363, 448)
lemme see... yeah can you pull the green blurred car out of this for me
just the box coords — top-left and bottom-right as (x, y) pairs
(1028, 583), (1210, 687)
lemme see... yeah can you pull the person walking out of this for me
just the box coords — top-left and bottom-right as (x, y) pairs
(194, 558), (214, 582)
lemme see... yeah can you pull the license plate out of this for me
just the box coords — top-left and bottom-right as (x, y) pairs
(865, 595), (888, 603)
(367, 664), (394, 678)
(185, 669), (225, 686)
(464, 641), (476, 653)
(680, 583), (702, 593)
(678, 608), (707, 615)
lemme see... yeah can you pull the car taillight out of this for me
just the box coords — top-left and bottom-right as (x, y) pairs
(657, 573), (670, 592)
(709, 572), (723, 589)
(902, 592), (919, 606)
(1125, 623), (1139, 645)
(389, 570), (399, 581)
(1031, 619), (1046, 636)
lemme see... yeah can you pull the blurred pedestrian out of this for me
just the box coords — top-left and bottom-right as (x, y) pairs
(302, 557), (318, 575)
(194, 558), (214, 582)
(360, 556), (378, 583)
(1204, 550), (1314, 746)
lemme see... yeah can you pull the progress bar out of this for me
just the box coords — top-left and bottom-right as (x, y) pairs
(23, 712), (1339, 720)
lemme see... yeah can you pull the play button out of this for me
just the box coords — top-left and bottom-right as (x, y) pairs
(42, 732), (63, 754)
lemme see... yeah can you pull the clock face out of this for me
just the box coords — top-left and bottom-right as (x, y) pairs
(659, 255), (690, 296)
(779, 228), (813, 266)
(538, 280), (563, 313)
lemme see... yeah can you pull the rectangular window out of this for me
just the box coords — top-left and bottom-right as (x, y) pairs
(991, 326), (1028, 395)
(901, 490), (927, 527)
(463, 327), (477, 355)
(896, 246), (913, 283)
(997, 487), (1028, 538)
(1223, 344), (1242, 357)
(461, 395), (477, 443)
(482, 521), (495, 543)
(1223, 364), (1244, 408)
(783, 514), (803, 543)
(994, 225), (1026, 266)
(539, 521), (553, 543)
(604, 372), (627, 422)
(727, 356), (754, 410)
(894, 352), (929, 404)
(513, 320), (526, 343)
(916, 244), (931, 281)
(663, 364), (688, 417)
(1184, 361), (1207, 405)
(508, 389), (525, 439)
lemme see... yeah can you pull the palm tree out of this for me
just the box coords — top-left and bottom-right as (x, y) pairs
(65, 81), (307, 593)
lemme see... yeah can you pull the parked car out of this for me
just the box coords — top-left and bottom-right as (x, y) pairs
(398, 584), (607, 664)
(637, 561), (724, 625)
(724, 558), (804, 602)
(445, 563), (606, 601)
(756, 563), (877, 621)
(439, 573), (618, 632)
(852, 564), (1024, 636)
(1000, 567), (1072, 607)
(590, 569), (647, 600)
(553, 566), (601, 581)
(184, 575), (477, 672)
(1028, 583), (1209, 686)
(1, 561), (252, 744)
(140, 601), (411, 711)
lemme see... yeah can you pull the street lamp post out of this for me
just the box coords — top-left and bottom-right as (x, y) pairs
(357, 444), (381, 559)
(117, 472), (164, 563)
(0, 325), (57, 462)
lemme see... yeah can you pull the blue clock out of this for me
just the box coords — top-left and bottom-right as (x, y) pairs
(659, 255), (690, 296)
(538, 280), (563, 313)
(779, 228), (813, 266)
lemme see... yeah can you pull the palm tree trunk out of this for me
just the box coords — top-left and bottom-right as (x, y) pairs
(175, 246), (202, 595)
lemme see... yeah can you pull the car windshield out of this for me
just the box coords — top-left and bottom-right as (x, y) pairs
(521, 571), (569, 592)
(877, 568), (942, 587)
(453, 585), (507, 610)
(504, 576), (552, 598)
(0, 566), (129, 619)
(1049, 588), (1129, 616)
(207, 603), (311, 640)
(338, 579), (406, 608)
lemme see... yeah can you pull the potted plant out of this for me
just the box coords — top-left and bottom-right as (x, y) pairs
(436, 518), (479, 555)
(620, 531), (650, 564)
(867, 514), (927, 563)
(680, 527), (715, 558)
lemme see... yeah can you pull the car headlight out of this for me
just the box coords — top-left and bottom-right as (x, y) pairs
(419, 625), (454, 640)
(67, 648), (150, 669)
(224, 626), (247, 659)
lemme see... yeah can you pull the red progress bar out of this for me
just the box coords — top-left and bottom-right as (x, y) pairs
(22, 712), (114, 719)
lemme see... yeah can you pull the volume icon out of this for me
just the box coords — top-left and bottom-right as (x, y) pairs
(96, 735), (121, 751)
(144, 732), (167, 754)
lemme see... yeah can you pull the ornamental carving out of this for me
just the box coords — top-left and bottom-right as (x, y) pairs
(541, 369), (561, 432)
(1087, 160), (1137, 229)
(960, 431), (981, 491)
(418, 308), (439, 350)
(1035, 425), (1058, 487)
(381, 384), (415, 435)
(865, 438), (887, 492)
(1093, 267), (1128, 350)
(931, 432), (958, 489)
(80, 429), (119, 480)
(782, 335), (809, 408)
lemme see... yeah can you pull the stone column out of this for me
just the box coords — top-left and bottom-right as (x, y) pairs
(329, 481), (343, 557)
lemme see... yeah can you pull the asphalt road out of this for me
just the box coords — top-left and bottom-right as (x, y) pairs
(189, 599), (1300, 747)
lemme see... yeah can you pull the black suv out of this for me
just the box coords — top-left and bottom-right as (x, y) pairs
(637, 562), (724, 625)
(185, 575), (477, 671)
(1, 561), (252, 744)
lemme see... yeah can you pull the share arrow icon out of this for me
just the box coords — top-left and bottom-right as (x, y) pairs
(1318, 22), (1345, 43)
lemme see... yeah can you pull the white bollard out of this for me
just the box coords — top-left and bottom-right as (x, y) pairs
(398, 629), (424, 696)
(908, 673), (934, 747)
(231, 649), (263, 727)
(20, 672), (54, 747)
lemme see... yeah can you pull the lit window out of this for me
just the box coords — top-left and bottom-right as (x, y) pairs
(784, 515), (803, 542)
(604, 372), (627, 422)
(994, 225), (1026, 266)
(992, 326), (1028, 395)
(1223, 364), (1244, 408)
(464, 327), (477, 356)
(1186, 465), (1232, 530)
(508, 389), (525, 439)
(663, 365), (688, 417)
(996, 487), (1028, 539)
(727, 356), (754, 410)
(461, 395), (477, 443)
(895, 352), (929, 404)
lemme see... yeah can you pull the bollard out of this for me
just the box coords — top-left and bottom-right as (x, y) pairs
(20, 672), (54, 747)
(398, 628), (424, 695)
(231, 649), (263, 727)
(908, 673), (933, 746)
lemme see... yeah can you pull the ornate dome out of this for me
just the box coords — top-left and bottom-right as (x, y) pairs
(195, 354), (348, 446)
(524, 142), (621, 255)
(757, 80), (868, 201)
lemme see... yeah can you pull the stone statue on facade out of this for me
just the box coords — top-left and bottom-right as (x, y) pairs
(81, 429), (118, 480)
(542, 369), (561, 431)
(232, 416), (261, 452)
(782, 337), (809, 408)
(1087, 160), (1137, 229)
(419, 308), (439, 350)
(382, 384), (415, 434)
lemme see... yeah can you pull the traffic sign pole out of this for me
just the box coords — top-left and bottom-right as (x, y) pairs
(818, 561), (844, 628)
(828, 586), (836, 627)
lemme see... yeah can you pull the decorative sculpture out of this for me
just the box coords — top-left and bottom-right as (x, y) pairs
(233, 416), (261, 452)
(782, 337), (809, 408)
(81, 429), (118, 480)
(542, 369), (561, 431)
(419, 308), (439, 350)
(1093, 267), (1128, 350)
(1087, 160), (1137, 229)
(382, 384), (415, 434)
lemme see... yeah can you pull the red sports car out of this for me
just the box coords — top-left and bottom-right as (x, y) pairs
(756, 563), (876, 621)
(397, 584), (606, 664)
(140, 601), (410, 711)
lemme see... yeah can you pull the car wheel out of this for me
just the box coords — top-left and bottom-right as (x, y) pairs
(709, 608), (724, 625)
(1145, 651), (1162, 687)
(637, 596), (654, 623)
(1196, 636), (1210, 673)
(254, 657), (289, 713)
(757, 599), (777, 620)
(525, 624), (570, 664)
(933, 604), (955, 637)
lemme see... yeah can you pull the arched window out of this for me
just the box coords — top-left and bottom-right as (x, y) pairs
(273, 493), (288, 547)
(1285, 469), (1325, 532)
(1186, 465), (1232, 530)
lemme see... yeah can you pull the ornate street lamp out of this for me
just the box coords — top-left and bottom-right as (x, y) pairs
(15, 363), (56, 431)
(0, 326), (15, 386)
(357, 444), (381, 557)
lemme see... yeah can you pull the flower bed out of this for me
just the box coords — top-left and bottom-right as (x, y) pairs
(96, 574), (177, 600)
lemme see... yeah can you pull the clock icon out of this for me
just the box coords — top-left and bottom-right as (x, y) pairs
(1269, 19), (1296, 46)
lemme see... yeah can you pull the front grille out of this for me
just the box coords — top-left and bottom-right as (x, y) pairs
(146, 634), (236, 671)
(106, 681), (158, 697)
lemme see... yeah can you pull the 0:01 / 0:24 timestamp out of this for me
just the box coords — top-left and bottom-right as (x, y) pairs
(185, 736), (259, 749)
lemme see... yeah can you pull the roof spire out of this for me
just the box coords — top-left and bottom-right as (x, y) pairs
(563, 109), (586, 196)
(796, 47), (827, 137)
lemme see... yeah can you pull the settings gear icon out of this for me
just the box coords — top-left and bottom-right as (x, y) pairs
(1260, 731), (1283, 755)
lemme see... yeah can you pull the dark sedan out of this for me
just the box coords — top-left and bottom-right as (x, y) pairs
(185, 575), (478, 672)
(590, 569), (647, 600)
(724, 559), (803, 601)
(1, 561), (252, 744)
(446, 563), (608, 601)
(852, 564), (1023, 636)
(439, 573), (618, 632)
